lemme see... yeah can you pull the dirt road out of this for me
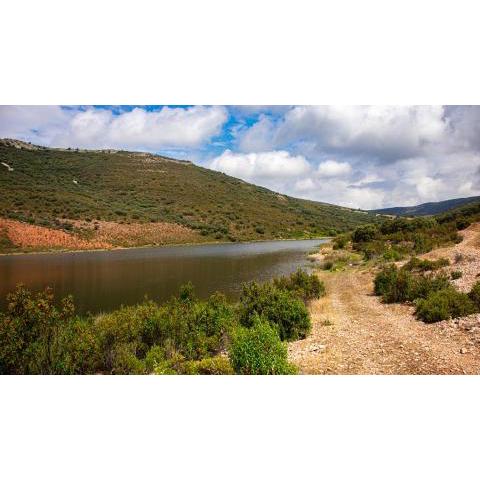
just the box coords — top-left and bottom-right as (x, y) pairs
(289, 226), (480, 374)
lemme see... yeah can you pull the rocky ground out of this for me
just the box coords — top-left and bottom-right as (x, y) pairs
(288, 223), (480, 374)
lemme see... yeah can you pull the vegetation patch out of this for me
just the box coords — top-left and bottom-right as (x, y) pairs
(238, 280), (314, 341)
(228, 317), (297, 375)
(0, 269), (322, 374)
(374, 264), (480, 323)
(402, 257), (450, 272)
(335, 201), (480, 262)
(415, 288), (476, 323)
(374, 265), (450, 304)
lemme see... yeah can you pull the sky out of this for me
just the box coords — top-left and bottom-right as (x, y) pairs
(1, 105), (480, 210)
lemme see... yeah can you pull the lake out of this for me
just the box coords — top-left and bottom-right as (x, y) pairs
(0, 239), (327, 314)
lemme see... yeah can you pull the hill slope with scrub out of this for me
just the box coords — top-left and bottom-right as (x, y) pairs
(0, 139), (378, 252)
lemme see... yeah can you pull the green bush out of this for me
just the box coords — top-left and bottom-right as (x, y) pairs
(415, 288), (476, 323)
(272, 269), (325, 301)
(382, 249), (403, 261)
(374, 265), (450, 303)
(54, 317), (101, 374)
(0, 271), (317, 374)
(228, 317), (297, 375)
(153, 352), (186, 375)
(144, 345), (166, 372)
(111, 343), (146, 374)
(451, 270), (463, 280)
(350, 202), (480, 261)
(179, 356), (234, 375)
(239, 281), (310, 340)
(352, 224), (377, 243)
(94, 286), (235, 371)
(402, 257), (450, 272)
(373, 265), (399, 298)
(332, 234), (349, 250)
(468, 281), (480, 310)
(0, 285), (79, 374)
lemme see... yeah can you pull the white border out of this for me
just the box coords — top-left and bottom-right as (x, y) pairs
(1, 0), (480, 105)
(1, 1), (480, 478)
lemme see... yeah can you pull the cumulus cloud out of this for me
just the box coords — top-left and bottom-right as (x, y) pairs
(237, 105), (450, 163)
(0, 105), (228, 151)
(209, 150), (311, 181)
(0, 105), (72, 145)
(229, 106), (480, 208)
(316, 159), (351, 177)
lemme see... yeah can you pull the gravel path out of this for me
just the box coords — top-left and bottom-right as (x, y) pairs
(289, 224), (480, 374)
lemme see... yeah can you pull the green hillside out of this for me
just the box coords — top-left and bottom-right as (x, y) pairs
(0, 139), (378, 246)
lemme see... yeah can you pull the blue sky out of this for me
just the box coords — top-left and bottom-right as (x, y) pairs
(1, 105), (480, 209)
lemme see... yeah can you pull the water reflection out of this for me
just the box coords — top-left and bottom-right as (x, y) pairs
(0, 239), (326, 314)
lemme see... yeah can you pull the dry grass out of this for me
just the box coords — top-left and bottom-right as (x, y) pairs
(0, 218), (111, 251)
(71, 219), (202, 247)
(0, 217), (203, 252)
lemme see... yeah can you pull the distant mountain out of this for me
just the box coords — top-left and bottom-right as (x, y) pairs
(370, 196), (480, 217)
(0, 139), (378, 251)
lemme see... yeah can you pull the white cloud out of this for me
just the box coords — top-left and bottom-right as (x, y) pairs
(316, 159), (351, 177)
(0, 105), (228, 151)
(294, 178), (316, 192)
(0, 105), (72, 145)
(230, 106), (480, 208)
(209, 150), (311, 181)
(237, 105), (450, 162)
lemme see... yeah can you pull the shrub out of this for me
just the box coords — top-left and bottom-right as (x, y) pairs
(332, 234), (348, 250)
(94, 286), (235, 371)
(239, 281), (310, 340)
(272, 269), (325, 301)
(322, 260), (334, 270)
(0, 285), (78, 374)
(54, 317), (101, 374)
(179, 356), (234, 375)
(402, 257), (450, 272)
(352, 224), (377, 243)
(468, 281), (480, 310)
(111, 343), (146, 374)
(415, 288), (476, 323)
(228, 317), (297, 375)
(451, 270), (463, 280)
(456, 218), (471, 230)
(383, 249), (402, 261)
(373, 265), (450, 303)
(144, 345), (166, 372)
(373, 265), (399, 298)
(153, 352), (186, 375)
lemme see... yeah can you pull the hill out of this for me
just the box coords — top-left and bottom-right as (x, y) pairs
(370, 196), (480, 217)
(0, 139), (378, 252)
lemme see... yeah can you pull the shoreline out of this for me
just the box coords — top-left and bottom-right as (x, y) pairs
(0, 236), (331, 258)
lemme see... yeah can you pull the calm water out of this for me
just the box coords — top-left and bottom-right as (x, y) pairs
(0, 239), (326, 314)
